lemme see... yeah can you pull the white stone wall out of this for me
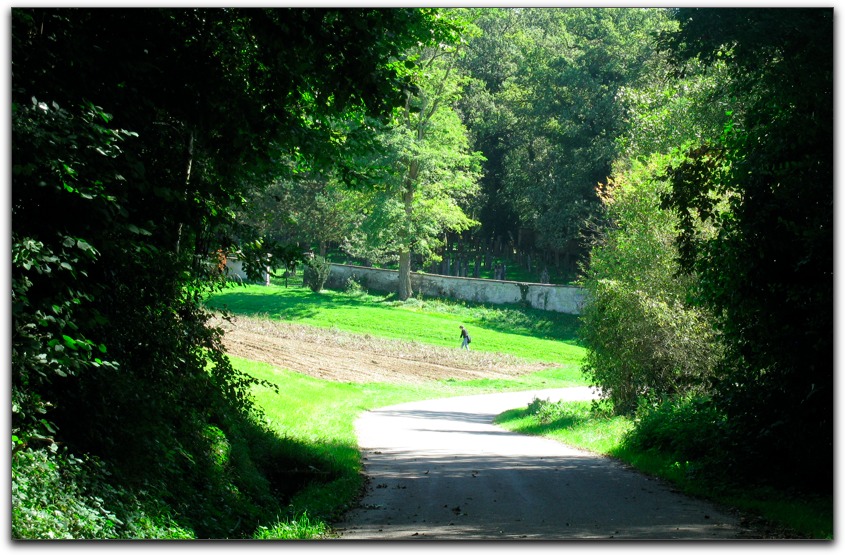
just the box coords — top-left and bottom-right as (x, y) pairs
(225, 258), (270, 286)
(326, 263), (587, 314)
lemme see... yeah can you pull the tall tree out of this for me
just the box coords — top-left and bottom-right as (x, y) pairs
(458, 8), (674, 276)
(347, 13), (483, 300)
(456, 8), (524, 240)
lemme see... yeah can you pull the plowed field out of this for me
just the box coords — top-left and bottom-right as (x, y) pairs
(214, 315), (555, 385)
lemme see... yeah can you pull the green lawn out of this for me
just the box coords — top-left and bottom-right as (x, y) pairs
(206, 284), (584, 366)
(204, 283), (590, 537)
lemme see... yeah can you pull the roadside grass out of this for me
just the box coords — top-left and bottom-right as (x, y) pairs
(238, 356), (445, 529)
(496, 399), (633, 455)
(495, 400), (833, 539)
(233, 355), (585, 538)
(205, 283), (583, 366)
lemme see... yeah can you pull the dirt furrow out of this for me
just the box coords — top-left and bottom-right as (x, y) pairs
(213, 315), (554, 384)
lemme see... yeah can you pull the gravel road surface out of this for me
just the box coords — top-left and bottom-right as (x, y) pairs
(335, 387), (746, 541)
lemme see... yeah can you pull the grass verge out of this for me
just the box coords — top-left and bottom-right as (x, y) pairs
(494, 399), (833, 539)
(233, 351), (587, 538)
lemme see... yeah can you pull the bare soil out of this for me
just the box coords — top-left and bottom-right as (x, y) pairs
(213, 314), (555, 385)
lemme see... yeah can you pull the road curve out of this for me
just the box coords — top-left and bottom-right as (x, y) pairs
(335, 387), (745, 540)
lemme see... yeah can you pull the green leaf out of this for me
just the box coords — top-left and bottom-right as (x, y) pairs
(40, 419), (56, 434)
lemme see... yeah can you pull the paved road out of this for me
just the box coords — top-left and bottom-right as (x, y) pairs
(335, 387), (745, 540)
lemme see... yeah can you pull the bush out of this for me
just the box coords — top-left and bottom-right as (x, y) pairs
(579, 154), (722, 414)
(623, 396), (727, 465)
(11, 447), (193, 539)
(344, 275), (365, 296)
(303, 255), (331, 292)
(525, 397), (613, 426)
(580, 279), (721, 414)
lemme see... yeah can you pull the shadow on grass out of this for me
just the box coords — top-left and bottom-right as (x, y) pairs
(204, 286), (387, 322)
(495, 407), (589, 436)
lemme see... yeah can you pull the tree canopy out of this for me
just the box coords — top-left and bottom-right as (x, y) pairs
(579, 7), (832, 492)
(11, 7), (456, 537)
(661, 7), (833, 489)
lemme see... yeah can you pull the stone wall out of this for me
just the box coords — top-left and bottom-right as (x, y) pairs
(224, 258), (270, 286)
(326, 263), (587, 315)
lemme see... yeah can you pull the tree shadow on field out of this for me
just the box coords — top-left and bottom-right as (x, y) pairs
(205, 286), (383, 322)
(205, 285), (583, 346)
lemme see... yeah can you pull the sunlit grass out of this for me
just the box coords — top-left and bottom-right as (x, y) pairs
(206, 283), (584, 366)
(233, 352), (588, 537)
(252, 512), (329, 540)
(217, 283), (830, 540)
(495, 400), (632, 454)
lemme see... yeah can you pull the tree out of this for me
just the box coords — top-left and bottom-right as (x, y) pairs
(457, 8), (675, 277)
(661, 8), (833, 489)
(455, 8), (524, 241)
(12, 7), (450, 536)
(238, 170), (362, 258)
(579, 154), (722, 414)
(347, 12), (484, 300)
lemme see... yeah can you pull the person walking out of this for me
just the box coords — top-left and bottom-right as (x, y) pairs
(459, 325), (471, 350)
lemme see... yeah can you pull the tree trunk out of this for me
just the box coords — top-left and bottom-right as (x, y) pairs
(398, 162), (418, 301)
(398, 250), (412, 300)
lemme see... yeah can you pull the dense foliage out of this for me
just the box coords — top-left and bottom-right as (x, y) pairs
(579, 8), (832, 493)
(303, 255), (332, 293)
(661, 8), (833, 491)
(456, 8), (676, 275)
(11, 7), (448, 538)
(579, 155), (722, 414)
(11, 6), (832, 539)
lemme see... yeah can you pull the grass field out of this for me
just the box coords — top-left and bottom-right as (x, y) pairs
(206, 284), (585, 366)
(204, 283), (592, 537)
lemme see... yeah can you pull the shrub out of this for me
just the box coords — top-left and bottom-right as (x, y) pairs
(579, 154), (722, 414)
(623, 395), (727, 464)
(303, 255), (331, 293)
(580, 279), (721, 414)
(525, 397), (612, 426)
(344, 275), (365, 296)
(11, 447), (193, 539)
